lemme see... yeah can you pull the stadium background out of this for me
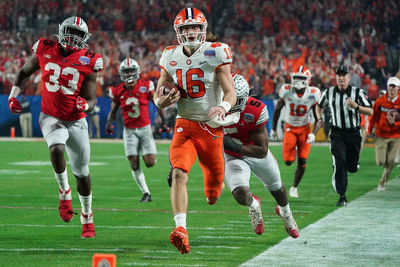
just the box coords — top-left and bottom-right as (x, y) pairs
(1, 1), (400, 266)
(0, 0), (399, 138)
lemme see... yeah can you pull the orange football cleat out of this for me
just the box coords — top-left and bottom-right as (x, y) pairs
(169, 226), (190, 254)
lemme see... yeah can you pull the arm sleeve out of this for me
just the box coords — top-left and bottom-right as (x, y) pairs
(318, 89), (328, 107)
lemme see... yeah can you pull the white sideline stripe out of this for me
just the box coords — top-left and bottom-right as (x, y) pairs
(241, 176), (400, 266)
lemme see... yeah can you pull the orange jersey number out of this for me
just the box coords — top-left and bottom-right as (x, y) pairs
(176, 68), (205, 99)
(289, 103), (308, 116)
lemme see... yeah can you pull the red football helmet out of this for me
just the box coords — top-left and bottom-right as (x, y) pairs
(291, 66), (312, 91)
(174, 7), (207, 48)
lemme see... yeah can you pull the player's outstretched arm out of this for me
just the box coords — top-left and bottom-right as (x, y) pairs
(241, 125), (269, 158)
(79, 72), (98, 112)
(154, 69), (180, 109)
(270, 98), (284, 140)
(105, 100), (119, 134)
(209, 64), (236, 120)
(8, 54), (40, 114)
(14, 54), (40, 89)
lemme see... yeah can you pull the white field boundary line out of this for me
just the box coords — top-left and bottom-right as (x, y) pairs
(241, 176), (400, 267)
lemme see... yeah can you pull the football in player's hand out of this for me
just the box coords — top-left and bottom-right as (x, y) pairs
(388, 110), (400, 121)
(161, 81), (178, 95)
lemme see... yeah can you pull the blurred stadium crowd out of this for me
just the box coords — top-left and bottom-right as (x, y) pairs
(0, 0), (399, 100)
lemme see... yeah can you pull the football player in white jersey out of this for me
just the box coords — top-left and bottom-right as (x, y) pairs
(271, 66), (321, 198)
(223, 75), (299, 238)
(153, 7), (236, 254)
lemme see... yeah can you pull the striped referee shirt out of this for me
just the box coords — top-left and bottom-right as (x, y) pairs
(318, 85), (371, 129)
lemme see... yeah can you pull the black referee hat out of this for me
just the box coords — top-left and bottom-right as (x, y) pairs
(336, 65), (349, 75)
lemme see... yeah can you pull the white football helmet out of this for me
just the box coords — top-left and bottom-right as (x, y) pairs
(57, 16), (90, 51)
(291, 66), (312, 91)
(119, 58), (141, 83)
(231, 74), (250, 113)
(174, 7), (207, 48)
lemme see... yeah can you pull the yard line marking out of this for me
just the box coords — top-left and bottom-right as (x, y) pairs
(0, 224), (232, 231)
(195, 245), (241, 249)
(0, 170), (41, 175)
(0, 205), (250, 215)
(241, 176), (400, 266)
(10, 161), (107, 166)
(0, 248), (178, 254)
(197, 236), (254, 239)
(0, 248), (133, 252)
(123, 263), (206, 266)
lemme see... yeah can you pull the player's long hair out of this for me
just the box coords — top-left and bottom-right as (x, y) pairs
(206, 33), (219, 42)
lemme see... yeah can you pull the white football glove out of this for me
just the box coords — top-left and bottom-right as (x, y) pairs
(306, 133), (315, 144)
(270, 130), (278, 141)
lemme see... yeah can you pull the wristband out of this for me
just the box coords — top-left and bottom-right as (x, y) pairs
(218, 101), (231, 113)
(154, 98), (161, 108)
(317, 118), (323, 121)
(9, 85), (21, 99)
(355, 105), (360, 111)
(84, 103), (89, 111)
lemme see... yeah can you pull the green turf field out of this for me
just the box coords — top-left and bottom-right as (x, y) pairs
(0, 140), (383, 266)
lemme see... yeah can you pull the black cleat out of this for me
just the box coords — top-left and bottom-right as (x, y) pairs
(139, 193), (152, 203)
(336, 194), (348, 206)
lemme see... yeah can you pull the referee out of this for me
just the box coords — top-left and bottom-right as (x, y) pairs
(315, 65), (373, 206)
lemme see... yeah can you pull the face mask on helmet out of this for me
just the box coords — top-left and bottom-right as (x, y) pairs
(119, 58), (141, 83)
(57, 16), (90, 51)
(231, 74), (250, 113)
(291, 66), (311, 91)
(174, 7), (207, 48)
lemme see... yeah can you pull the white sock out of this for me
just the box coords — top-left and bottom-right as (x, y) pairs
(249, 196), (260, 211)
(279, 203), (291, 217)
(78, 193), (92, 216)
(132, 169), (150, 194)
(53, 169), (69, 192)
(174, 213), (186, 228)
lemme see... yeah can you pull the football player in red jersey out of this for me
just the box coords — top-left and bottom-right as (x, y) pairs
(223, 74), (299, 238)
(105, 58), (166, 202)
(153, 7), (236, 254)
(8, 16), (102, 238)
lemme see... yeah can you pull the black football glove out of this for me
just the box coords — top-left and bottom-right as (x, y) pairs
(223, 135), (242, 153)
